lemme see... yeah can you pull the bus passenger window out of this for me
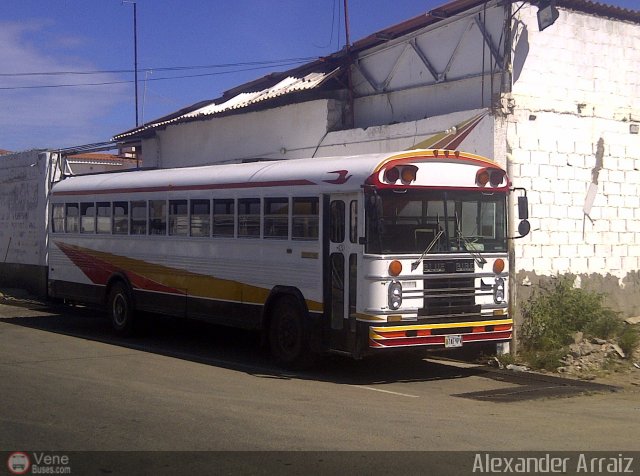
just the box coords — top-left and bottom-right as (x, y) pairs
(292, 197), (319, 241)
(330, 201), (345, 243)
(264, 198), (288, 239)
(238, 198), (260, 238)
(130, 201), (147, 235)
(169, 200), (188, 236)
(65, 203), (79, 233)
(213, 199), (234, 237)
(149, 200), (167, 235)
(52, 204), (64, 233)
(190, 199), (211, 237)
(97, 202), (111, 234)
(113, 202), (129, 235)
(80, 202), (96, 233)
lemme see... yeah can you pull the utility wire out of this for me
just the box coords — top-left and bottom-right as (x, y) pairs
(0, 59), (316, 91)
(0, 56), (318, 78)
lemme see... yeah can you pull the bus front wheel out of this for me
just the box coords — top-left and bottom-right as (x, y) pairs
(269, 296), (314, 368)
(108, 282), (136, 336)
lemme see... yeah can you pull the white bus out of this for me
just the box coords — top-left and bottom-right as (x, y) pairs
(48, 149), (529, 366)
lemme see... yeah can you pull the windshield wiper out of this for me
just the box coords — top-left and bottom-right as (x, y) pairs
(455, 213), (486, 268)
(411, 228), (444, 271)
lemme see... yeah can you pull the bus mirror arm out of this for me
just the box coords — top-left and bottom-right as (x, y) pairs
(509, 187), (530, 239)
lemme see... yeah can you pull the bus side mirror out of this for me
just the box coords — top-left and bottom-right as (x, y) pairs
(518, 196), (529, 220)
(518, 219), (531, 237)
(510, 188), (530, 239)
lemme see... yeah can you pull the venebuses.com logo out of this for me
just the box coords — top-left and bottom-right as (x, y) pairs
(6, 452), (30, 475)
(6, 451), (71, 475)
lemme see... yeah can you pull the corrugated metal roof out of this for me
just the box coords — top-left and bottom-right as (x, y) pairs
(114, 0), (639, 141)
(115, 70), (338, 140)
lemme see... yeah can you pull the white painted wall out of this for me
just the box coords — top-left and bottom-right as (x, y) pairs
(143, 99), (341, 168)
(508, 4), (640, 285)
(0, 151), (52, 267)
(507, 6), (640, 314)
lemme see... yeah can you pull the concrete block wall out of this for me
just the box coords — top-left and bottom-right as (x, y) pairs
(508, 4), (640, 316)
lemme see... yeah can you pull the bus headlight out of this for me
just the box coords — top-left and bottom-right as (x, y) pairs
(494, 277), (505, 304)
(388, 281), (403, 310)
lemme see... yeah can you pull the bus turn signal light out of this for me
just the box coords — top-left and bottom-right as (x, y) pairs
(389, 260), (402, 276)
(493, 258), (505, 274)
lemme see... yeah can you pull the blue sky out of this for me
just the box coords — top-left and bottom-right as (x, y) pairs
(1, 0), (638, 152)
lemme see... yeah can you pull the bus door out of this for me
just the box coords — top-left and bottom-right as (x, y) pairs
(326, 194), (360, 354)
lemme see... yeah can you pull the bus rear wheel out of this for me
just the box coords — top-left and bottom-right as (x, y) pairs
(108, 282), (136, 336)
(269, 296), (315, 369)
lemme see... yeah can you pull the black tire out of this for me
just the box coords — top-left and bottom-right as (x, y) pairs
(269, 295), (315, 369)
(108, 282), (136, 336)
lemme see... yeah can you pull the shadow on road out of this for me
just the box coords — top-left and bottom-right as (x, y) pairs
(0, 300), (620, 400)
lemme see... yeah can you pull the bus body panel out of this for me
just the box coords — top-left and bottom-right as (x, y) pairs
(48, 149), (517, 358)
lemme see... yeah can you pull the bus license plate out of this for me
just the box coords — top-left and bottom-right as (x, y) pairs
(445, 335), (463, 348)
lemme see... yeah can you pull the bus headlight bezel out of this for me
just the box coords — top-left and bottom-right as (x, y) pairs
(388, 281), (403, 310)
(493, 277), (505, 304)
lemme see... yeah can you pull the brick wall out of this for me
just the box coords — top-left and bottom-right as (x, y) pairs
(508, 4), (640, 315)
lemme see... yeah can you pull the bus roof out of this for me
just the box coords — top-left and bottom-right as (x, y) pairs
(51, 149), (506, 197)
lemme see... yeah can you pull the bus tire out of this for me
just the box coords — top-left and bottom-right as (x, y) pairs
(269, 295), (315, 369)
(108, 282), (136, 336)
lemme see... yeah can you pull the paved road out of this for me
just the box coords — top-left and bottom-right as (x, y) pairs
(1, 300), (638, 458)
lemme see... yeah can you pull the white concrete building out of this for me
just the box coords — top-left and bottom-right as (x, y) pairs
(115, 0), (639, 318)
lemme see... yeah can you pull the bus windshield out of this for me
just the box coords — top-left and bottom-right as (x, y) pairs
(365, 189), (507, 254)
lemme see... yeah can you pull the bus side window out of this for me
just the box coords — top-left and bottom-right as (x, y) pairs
(149, 200), (167, 235)
(190, 199), (211, 237)
(65, 203), (79, 233)
(97, 202), (111, 234)
(52, 204), (65, 233)
(113, 202), (129, 235)
(264, 197), (289, 239)
(238, 198), (260, 238)
(169, 200), (188, 236)
(130, 201), (147, 235)
(292, 197), (319, 241)
(80, 202), (96, 233)
(213, 199), (234, 237)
